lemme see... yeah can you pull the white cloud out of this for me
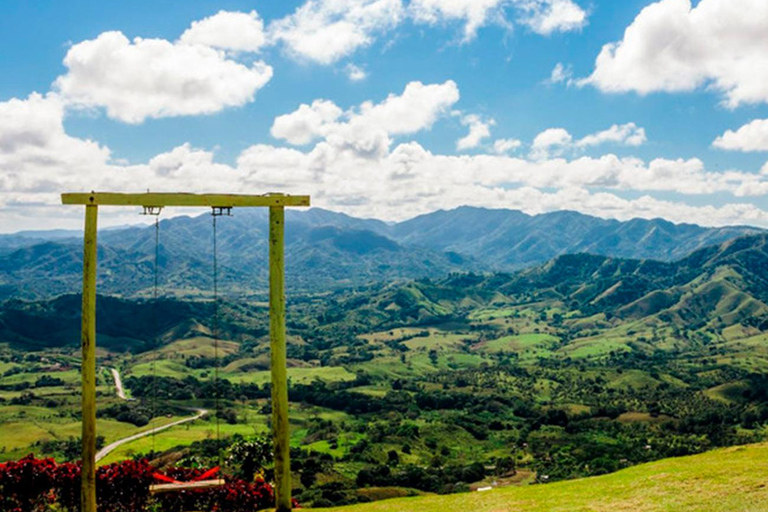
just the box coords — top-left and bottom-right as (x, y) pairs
(582, 0), (768, 108)
(713, 119), (768, 152)
(0, 93), (110, 199)
(346, 63), (368, 81)
(179, 10), (267, 52)
(271, 100), (344, 146)
(268, 0), (403, 64)
(271, 80), (460, 156)
(531, 123), (647, 158)
(531, 127), (572, 158)
(576, 123), (646, 148)
(232, 139), (768, 226)
(409, 0), (509, 41)
(456, 114), (494, 150)
(492, 138), (522, 154)
(409, 0), (586, 40)
(4, 85), (768, 232)
(54, 31), (273, 123)
(516, 0), (587, 35)
(547, 62), (573, 85)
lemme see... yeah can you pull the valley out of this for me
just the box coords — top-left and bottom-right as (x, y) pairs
(2, 232), (768, 507)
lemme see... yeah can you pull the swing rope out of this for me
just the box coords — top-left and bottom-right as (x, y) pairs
(212, 211), (222, 471)
(150, 214), (160, 456)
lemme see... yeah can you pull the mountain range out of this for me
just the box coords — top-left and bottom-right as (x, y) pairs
(0, 206), (762, 299)
(3, 233), (768, 356)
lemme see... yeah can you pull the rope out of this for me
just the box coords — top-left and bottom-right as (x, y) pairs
(212, 212), (222, 470)
(150, 216), (160, 456)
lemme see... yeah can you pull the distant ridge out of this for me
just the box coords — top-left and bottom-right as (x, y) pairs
(0, 207), (761, 299)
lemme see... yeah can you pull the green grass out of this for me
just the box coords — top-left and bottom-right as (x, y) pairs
(225, 366), (357, 385)
(0, 368), (81, 386)
(403, 331), (468, 351)
(314, 442), (768, 512)
(154, 337), (240, 359)
(479, 333), (559, 354)
(128, 359), (196, 379)
(468, 308), (518, 321)
(300, 432), (365, 458)
(705, 381), (751, 404)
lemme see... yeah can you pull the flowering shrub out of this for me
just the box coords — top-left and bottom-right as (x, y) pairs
(152, 466), (278, 512)
(0, 455), (57, 512)
(0, 455), (286, 511)
(55, 459), (155, 512)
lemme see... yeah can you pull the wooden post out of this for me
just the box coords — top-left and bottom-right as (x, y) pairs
(269, 205), (291, 511)
(80, 205), (98, 512)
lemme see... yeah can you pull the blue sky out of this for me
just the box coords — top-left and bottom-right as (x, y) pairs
(1, 0), (767, 231)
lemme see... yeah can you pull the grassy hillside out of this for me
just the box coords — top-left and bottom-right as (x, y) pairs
(315, 442), (768, 512)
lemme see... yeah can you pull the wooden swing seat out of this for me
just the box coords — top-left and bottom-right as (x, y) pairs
(150, 479), (226, 494)
(149, 466), (225, 494)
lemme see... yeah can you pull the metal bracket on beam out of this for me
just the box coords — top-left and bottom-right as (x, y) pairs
(141, 206), (164, 216)
(212, 206), (233, 217)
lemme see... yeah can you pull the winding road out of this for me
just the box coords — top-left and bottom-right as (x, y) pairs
(96, 368), (208, 462)
(110, 368), (128, 400)
(95, 407), (209, 462)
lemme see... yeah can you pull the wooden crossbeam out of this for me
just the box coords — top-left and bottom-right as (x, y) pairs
(61, 192), (310, 208)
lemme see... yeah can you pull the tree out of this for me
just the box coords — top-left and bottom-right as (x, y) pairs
(227, 436), (272, 482)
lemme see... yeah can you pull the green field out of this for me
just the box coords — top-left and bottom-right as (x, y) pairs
(316, 442), (768, 512)
(225, 366), (357, 385)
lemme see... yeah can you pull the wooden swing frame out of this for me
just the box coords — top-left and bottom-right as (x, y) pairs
(62, 192), (310, 512)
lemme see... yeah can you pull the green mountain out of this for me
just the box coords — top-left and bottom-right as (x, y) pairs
(390, 206), (763, 268)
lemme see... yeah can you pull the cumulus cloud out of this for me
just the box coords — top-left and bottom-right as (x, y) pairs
(530, 127), (572, 158)
(271, 80), (460, 156)
(531, 123), (647, 158)
(582, 0), (768, 108)
(346, 63), (368, 81)
(492, 138), (522, 154)
(54, 31), (273, 123)
(546, 62), (573, 85)
(179, 10), (267, 52)
(0, 93), (110, 200)
(232, 139), (768, 225)
(268, 0), (403, 64)
(516, 0), (587, 35)
(271, 100), (344, 146)
(4, 85), (768, 232)
(409, 0), (509, 41)
(456, 114), (494, 151)
(576, 123), (646, 148)
(713, 119), (768, 152)
(409, 0), (586, 40)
